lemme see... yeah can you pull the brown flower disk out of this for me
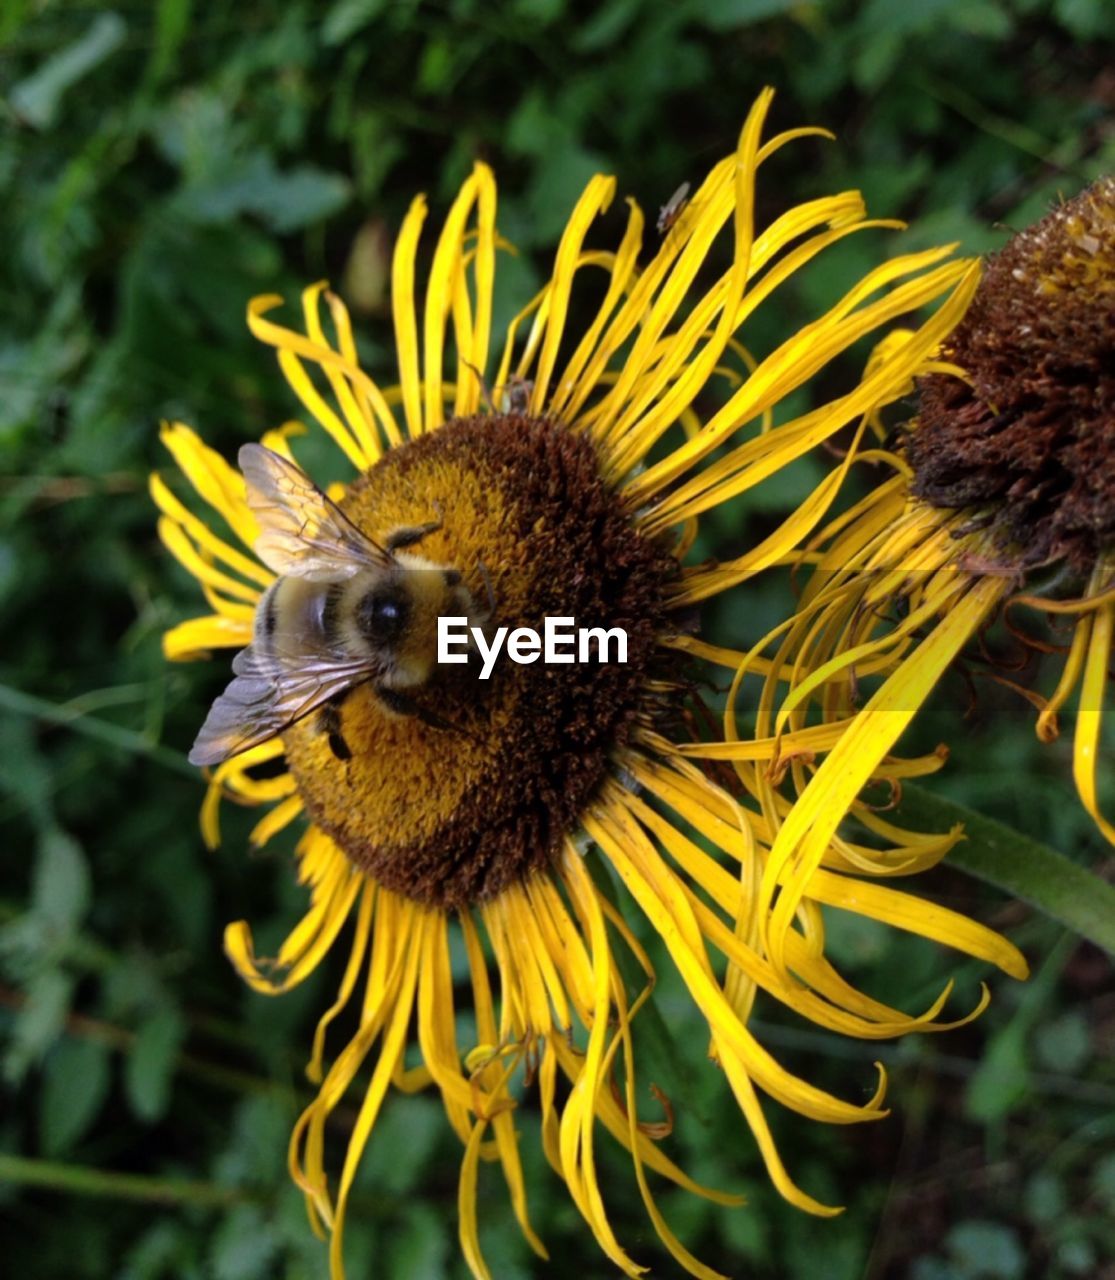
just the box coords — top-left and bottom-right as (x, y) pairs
(909, 177), (1115, 569)
(281, 415), (675, 908)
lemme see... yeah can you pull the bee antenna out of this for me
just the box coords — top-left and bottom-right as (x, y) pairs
(460, 358), (495, 413)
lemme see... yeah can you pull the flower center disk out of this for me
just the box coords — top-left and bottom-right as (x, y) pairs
(281, 414), (673, 908)
(908, 176), (1115, 571)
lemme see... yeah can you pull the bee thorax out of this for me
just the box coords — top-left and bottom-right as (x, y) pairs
(356, 583), (410, 645)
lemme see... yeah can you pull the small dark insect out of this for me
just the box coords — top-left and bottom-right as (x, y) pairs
(461, 359), (534, 417)
(657, 181), (691, 235)
(499, 375), (534, 414)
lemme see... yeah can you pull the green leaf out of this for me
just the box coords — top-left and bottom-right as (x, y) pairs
(387, 1203), (451, 1279)
(120, 1220), (193, 1280)
(248, 165), (352, 234)
(209, 1204), (278, 1280)
(1054, 0), (1115, 39)
(33, 828), (91, 936)
(861, 0), (967, 34)
(911, 1260), (964, 1280)
(966, 928), (1075, 1121)
(40, 1038), (112, 1155)
(125, 1007), (186, 1123)
(853, 29), (903, 90)
(1023, 1171), (1065, 1225)
(1055, 1236), (1097, 1276)
(514, 0), (565, 22)
(584, 848), (704, 1117)
(1093, 1151), (1115, 1206)
(0, 0), (31, 43)
(3, 969), (74, 1083)
(964, 1021), (1029, 1122)
(361, 1095), (443, 1194)
(945, 1220), (1026, 1279)
(322, 0), (389, 46)
(146, 0), (194, 88)
(1034, 1010), (1092, 1073)
(213, 1095), (294, 1187)
(0, 714), (54, 831)
(895, 784), (1115, 956)
(572, 0), (644, 52)
(522, 143), (609, 245)
(417, 37), (455, 95)
(10, 12), (127, 129)
(720, 1192), (770, 1261)
(688, 0), (798, 30)
(174, 152), (352, 233)
(956, 1), (1013, 38)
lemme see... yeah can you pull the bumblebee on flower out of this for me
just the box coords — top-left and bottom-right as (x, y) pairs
(154, 91), (1026, 1280)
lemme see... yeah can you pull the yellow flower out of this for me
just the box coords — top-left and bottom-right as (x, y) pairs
(740, 177), (1114, 985)
(154, 91), (1026, 1279)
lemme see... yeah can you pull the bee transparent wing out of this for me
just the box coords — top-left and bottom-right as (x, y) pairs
(187, 642), (379, 767)
(239, 443), (392, 582)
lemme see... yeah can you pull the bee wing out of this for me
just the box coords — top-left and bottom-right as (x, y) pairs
(239, 443), (392, 582)
(188, 641), (379, 767)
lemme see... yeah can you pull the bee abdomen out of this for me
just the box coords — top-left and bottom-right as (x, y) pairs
(263, 584), (280, 636)
(321, 581), (347, 648)
(251, 580), (282, 652)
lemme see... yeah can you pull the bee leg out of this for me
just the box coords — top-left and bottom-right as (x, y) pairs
(386, 513), (443, 553)
(318, 699), (353, 761)
(373, 683), (461, 733)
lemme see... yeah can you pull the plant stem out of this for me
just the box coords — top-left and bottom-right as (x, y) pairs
(0, 1154), (256, 1207)
(0, 682), (195, 778)
(0, 983), (276, 1099)
(896, 782), (1115, 956)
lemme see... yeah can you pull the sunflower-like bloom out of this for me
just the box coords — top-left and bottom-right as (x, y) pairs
(154, 92), (1026, 1278)
(739, 177), (1114, 985)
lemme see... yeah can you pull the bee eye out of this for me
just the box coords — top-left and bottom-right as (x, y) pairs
(358, 589), (408, 644)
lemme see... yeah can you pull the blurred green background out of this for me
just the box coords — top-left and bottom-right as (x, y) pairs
(2, 2), (1114, 1277)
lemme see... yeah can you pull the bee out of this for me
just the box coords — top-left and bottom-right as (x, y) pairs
(499, 374), (534, 415)
(656, 181), (691, 235)
(461, 358), (534, 417)
(188, 444), (485, 768)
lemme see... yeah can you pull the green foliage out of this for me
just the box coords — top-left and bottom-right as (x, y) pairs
(896, 785), (1115, 956)
(945, 1220), (1027, 1279)
(9, 12), (127, 129)
(1, 1), (1113, 1277)
(40, 1037), (112, 1155)
(125, 1006), (186, 1122)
